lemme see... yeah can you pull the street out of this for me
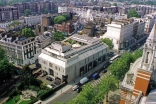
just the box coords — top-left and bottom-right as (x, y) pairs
(0, 76), (20, 103)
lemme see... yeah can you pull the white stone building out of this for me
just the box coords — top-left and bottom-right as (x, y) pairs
(38, 34), (109, 83)
(58, 6), (68, 13)
(0, 31), (52, 66)
(102, 19), (145, 50)
(24, 15), (42, 26)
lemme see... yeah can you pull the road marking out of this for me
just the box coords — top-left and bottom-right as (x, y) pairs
(9, 85), (14, 89)
(1, 91), (7, 96)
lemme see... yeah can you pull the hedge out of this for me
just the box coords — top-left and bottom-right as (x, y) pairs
(39, 82), (67, 100)
(28, 96), (38, 104)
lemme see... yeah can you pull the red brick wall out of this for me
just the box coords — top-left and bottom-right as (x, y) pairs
(120, 99), (125, 104)
(134, 70), (151, 96)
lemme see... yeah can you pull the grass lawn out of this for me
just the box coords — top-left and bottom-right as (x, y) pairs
(19, 100), (31, 104)
(4, 98), (15, 104)
(4, 94), (20, 104)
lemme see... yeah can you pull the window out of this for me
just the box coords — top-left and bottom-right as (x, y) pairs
(49, 63), (53, 67)
(55, 66), (57, 70)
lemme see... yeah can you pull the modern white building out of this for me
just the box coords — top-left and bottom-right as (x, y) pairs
(38, 34), (109, 83)
(24, 15), (42, 26)
(102, 19), (145, 50)
(58, 6), (68, 13)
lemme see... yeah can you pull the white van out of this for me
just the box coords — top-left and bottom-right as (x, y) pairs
(80, 77), (89, 85)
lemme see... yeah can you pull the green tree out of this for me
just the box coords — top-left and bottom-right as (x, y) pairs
(0, 58), (14, 84)
(101, 38), (113, 49)
(20, 65), (33, 86)
(44, 8), (49, 14)
(132, 49), (143, 62)
(54, 15), (67, 24)
(112, 3), (117, 6)
(24, 9), (31, 16)
(0, 45), (5, 60)
(108, 52), (133, 80)
(21, 28), (35, 37)
(53, 31), (65, 41)
(98, 75), (118, 102)
(127, 9), (139, 18)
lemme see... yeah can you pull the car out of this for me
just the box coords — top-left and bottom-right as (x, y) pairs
(77, 87), (82, 93)
(40, 73), (47, 77)
(50, 84), (56, 88)
(54, 81), (60, 85)
(46, 76), (53, 81)
(72, 85), (79, 91)
(103, 69), (107, 73)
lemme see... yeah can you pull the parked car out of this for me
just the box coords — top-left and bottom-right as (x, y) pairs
(50, 84), (56, 88)
(92, 73), (99, 80)
(103, 69), (107, 73)
(77, 87), (82, 93)
(80, 77), (89, 85)
(46, 76), (53, 81)
(54, 81), (60, 85)
(72, 85), (79, 91)
(40, 73), (47, 77)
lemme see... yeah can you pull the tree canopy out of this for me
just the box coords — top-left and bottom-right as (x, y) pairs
(8, 21), (22, 28)
(52, 31), (65, 41)
(108, 50), (143, 81)
(0, 45), (5, 60)
(44, 8), (49, 14)
(101, 38), (113, 49)
(112, 3), (117, 6)
(0, 58), (14, 84)
(21, 28), (35, 37)
(54, 15), (68, 24)
(127, 9), (139, 18)
(24, 9), (31, 16)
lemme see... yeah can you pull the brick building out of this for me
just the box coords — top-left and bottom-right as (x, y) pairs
(120, 24), (156, 104)
(0, 6), (19, 22)
(14, 1), (56, 16)
(54, 21), (74, 34)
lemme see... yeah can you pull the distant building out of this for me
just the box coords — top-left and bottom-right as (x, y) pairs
(58, 6), (68, 13)
(41, 15), (52, 27)
(24, 15), (42, 26)
(54, 21), (75, 34)
(38, 34), (109, 83)
(102, 19), (145, 50)
(0, 6), (19, 22)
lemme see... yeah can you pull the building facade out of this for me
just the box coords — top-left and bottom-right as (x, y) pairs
(54, 21), (75, 34)
(38, 34), (108, 83)
(0, 6), (19, 22)
(24, 15), (42, 26)
(0, 31), (52, 65)
(120, 24), (156, 104)
(103, 19), (145, 50)
(58, 6), (68, 13)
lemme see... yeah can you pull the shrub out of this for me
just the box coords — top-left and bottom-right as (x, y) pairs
(29, 85), (35, 90)
(24, 85), (28, 89)
(39, 89), (53, 100)
(29, 96), (38, 104)
(34, 87), (40, 91)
